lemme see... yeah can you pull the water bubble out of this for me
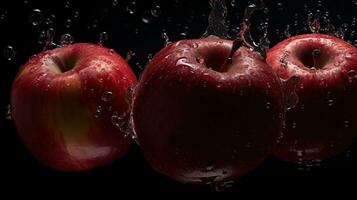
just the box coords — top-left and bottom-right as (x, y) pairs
(64, 19), (72, 28)
(353, 0), (357, 5)
(101, 91), (113, 102)
(73, 11), (80, 18)
(230, 0), (236, 7)
(266, 102), (271, 110)
(126, 2), (137, 15)
(125, 50), (135, 62)
(151, 5), (162, 17)
(142, 12), (152, 24)
(147, 53), (153, 61)
(211, 181), (234, 192)
(99, 32), (109, 46)
(29, 9), (44, 26)
(3, 46), (16, 61)
(43, 28), (58, 50)
(5, 105), (12, 120)
(291, 121), (297, 129)
(38, 31), (47, 45)
(327, 99), (334, 107)
(161, 31), (171, 46)
(45, 15), (56, 26)
(112, 0), (119, 7)
(64, 1), (71, 8)
(0, 11), (7, 22)
(94, 106), (102, 118)
(347, 70), (357, 83)
(276, 2), (283, 11)
(60, 34), (74, 45)
(344, 120), (350, 128)
(284, 25), (291, 38)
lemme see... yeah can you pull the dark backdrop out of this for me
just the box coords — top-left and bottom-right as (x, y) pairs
(0, 0), (356, 194)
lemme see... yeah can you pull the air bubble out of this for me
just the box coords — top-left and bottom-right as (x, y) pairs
(327, 99), (334, 107)
(126, 2), (137, 15)
(29, 9), (44, 26)
(101, 91), (113, 102)
(64, 1), (71, 8)
(60, 34), (74, 45)
(5, 105), (12, 120)
(3, 46), (16, 61)
(99, 32), (109, 46)
(112, 0), (119, 7)
(151, 5), (162, 17)
(64, 19), (72, 28)
(230, 0), (236, 7)
(266, 102), (271, 110)
(125, 50), (135, 62)
(161, 31), (171, 46)
(347, 70), (357, 83)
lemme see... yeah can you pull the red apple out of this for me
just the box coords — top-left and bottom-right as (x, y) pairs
(267, 33), (357, 162)
(131, 38), (285, 184)
(11, 43), (137, 171)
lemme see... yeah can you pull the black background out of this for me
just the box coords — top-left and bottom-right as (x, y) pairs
(0, 0), (356, 194)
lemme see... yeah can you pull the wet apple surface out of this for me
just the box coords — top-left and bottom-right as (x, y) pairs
(267, 34), (357, 162)
(132, 38), (285, 183)
(11, 43), (137, 171)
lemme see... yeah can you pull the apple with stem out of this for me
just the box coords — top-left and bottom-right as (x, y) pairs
(131, 38), (285, 184)
(267, 33), (357, 163)
(11, 43), (137, 171)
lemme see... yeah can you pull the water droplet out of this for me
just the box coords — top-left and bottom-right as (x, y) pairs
(60, 34), (74, 45)
(3, 46), (16, 61)
(101, 91), (113, 102)
(151, 5), (162, 17)
(29, 9), (44, 26)
(5, 105), (12, 120)
(64, 19), (72, 28)
(276, 2), (283, 11)
(99, 32), (109, 46)
(126, 2), (137, 15)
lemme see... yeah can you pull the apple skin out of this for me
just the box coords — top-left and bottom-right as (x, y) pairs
(11, 43), (137, 171)
(132, 38), (285, 184)
(267, 33), (357, 162)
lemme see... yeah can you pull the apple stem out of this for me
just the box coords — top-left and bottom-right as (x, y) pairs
(312, 49), (321, 69)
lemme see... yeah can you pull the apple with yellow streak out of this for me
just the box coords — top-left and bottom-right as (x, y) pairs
(11, 43), (137, 171)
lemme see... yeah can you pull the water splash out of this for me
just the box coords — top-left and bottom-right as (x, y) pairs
(202, 0), (228, 38)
